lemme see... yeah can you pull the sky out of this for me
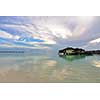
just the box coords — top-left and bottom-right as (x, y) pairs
(0, 16), (100, 50)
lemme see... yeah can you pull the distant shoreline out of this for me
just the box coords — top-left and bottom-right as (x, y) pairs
(0, 51), (24, 53)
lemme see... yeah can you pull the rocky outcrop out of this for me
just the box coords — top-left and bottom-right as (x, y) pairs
(58, 47), (100, 56)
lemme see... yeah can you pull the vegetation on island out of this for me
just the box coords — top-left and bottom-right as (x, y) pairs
(58, 47), (100, 56)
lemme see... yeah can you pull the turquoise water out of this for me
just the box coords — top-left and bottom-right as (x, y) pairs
(0, 53), (100, 82)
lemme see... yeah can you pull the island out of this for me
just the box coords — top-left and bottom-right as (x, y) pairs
(58, 47), (100, 56)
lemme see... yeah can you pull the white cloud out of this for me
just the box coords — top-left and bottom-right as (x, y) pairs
(0, 30), (13, 39)
(89, 38), (100, 43)
(82, 37), (100, 50)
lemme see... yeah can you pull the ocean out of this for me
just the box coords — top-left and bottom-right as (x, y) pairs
(0, 53), (100, 82)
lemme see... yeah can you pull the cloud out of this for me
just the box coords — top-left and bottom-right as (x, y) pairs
(0, 30), (13, 39)
(0, 16), (97, 49)
(89, 38), (100, 43)
(82, 37), (100, 50)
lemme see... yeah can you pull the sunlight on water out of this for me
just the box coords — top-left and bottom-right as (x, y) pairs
(0, 54), (100, 82)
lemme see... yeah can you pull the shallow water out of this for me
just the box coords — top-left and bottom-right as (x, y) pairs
(0, 53), (100, 82)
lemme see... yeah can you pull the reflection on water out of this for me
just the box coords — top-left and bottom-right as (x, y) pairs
(0, 54), (100, 82)
(59, 55), (87, 61)
(92, 59), (100, 68)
